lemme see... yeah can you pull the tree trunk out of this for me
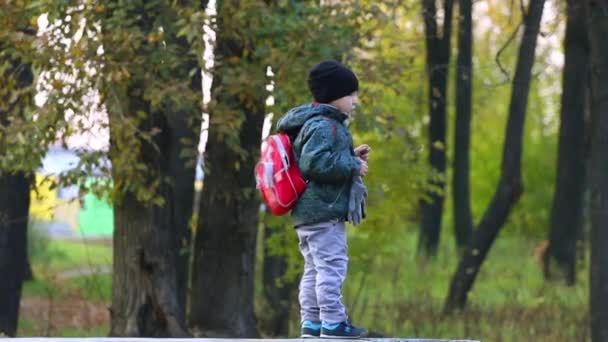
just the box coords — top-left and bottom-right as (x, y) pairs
(110, 194), (189, 337)
(0, 173), (30, 337)
(260, 223), (297, 337)
(543, 0), (589, 285)
(452, 0), (474, 248)
(107, 4), (199, 336)
(443, 0), (545, 314)
(0, 49), (34, 337)
(109, 95), (191, 337)
(189, 1), (267, 337)
(587, 1), (608, 340)
(23, 257), (33, 282)
(419, 0), (455, 256)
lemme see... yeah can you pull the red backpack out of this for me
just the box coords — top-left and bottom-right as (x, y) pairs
(255, 133), (307, 215)
(255, 116), (336, 216)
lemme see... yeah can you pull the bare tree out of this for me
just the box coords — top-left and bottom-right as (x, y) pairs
(443, 0), (545, 313)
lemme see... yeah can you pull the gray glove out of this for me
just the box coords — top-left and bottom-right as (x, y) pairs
(348, 175), (367, 226)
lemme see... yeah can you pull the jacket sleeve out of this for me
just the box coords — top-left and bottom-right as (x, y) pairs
(297, 119), (361, 183)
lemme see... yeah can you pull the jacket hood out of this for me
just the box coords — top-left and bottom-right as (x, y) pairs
(276, 103), (347, 133)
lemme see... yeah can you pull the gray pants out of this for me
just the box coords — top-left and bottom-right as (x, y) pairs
(296, 220), (348, 324)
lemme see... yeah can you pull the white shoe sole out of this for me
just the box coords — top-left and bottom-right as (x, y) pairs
(301, 334), (319, 338)
(320, 334), (366, 339)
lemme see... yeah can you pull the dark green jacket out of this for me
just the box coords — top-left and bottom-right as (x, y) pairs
(277, 103), (360, 226)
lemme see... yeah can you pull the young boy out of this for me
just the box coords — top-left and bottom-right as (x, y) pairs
(277, 60), (370, 339)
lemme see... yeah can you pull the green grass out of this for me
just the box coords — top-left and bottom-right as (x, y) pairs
(24, 239), (112, 300)
(263, 225), (590, 341)
(335, 229), (590, 341)
(17, 318), (109, 337)
(17, 318), (38, 336)
(54, 325), (109, 337)
(32, 240), (113, 274)
(22, 278), (66, 299)
(65, 273), (112, 302)
(20, 238), (112, 337)
(23, 274), (112, 302)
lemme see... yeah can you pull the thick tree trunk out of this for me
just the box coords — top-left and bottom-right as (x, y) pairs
(0, 50), (34, 337)
(189, 108), (264, 337)
(452, 0), (474, 248)
(110, 193), (189, 337)
(419, 0), (455, 256)
(260, 223), (297, 337)
(0, 173), (30, 337)
(23, 257), (33, 282)
(443, 0), (545, 314)
(543, 0), (589, 285)
(189, 1), (266, 337)
(587, 1), (608, 340)
(107, 3), (200, 336)
(109, 93), (191, 337)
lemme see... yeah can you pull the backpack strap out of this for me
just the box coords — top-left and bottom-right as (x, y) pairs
(271, 135), (290, 170)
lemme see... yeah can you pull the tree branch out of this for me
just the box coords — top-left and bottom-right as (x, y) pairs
(495, 20), (523, 82)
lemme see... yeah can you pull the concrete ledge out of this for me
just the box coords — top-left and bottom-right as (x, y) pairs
(10, 339), (480, 342)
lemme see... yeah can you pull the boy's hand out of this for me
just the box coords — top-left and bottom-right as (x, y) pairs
(355, 144), (371, 161)
(357, 158), (369, 177)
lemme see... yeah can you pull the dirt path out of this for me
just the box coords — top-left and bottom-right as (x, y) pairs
(58, 266), (112, 279)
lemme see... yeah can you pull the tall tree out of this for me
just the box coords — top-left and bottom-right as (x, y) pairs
(587, 0), (608, 340)
(189, 1), (268, 337)
(103, 2), (202, 336)
(452, 0), (473, 248)
(443, 0), (545, 313)
(543, 0), (589, 285)
(419, 0), (455, 256)
(0, 12), (35, 335)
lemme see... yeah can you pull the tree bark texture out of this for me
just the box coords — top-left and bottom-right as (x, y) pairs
(109, 90), (191, 337)
(108, 3), (201, 336)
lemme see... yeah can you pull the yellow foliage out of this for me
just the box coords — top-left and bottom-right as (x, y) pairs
(29, 174), (57, 221)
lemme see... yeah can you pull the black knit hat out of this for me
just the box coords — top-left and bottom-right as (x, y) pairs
(307, 60), (359, 103)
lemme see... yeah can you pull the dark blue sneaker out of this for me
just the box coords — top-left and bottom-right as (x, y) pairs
(301, 320), (322, 338)
(321, 321), (369, 339)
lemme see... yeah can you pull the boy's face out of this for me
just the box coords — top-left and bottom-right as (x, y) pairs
(329, 92), (359, 115)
